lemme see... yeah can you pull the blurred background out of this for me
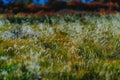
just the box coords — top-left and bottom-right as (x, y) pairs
(0, 0), (119, 15)
(0, 0), (119, 5)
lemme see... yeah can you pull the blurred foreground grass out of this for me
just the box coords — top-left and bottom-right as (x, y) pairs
(0, 14), (120, 80)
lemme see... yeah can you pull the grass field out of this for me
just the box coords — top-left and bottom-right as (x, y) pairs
(0, 14), (120, 80)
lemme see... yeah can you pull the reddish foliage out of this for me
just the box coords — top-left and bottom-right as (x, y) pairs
(0, 1), (119, 15)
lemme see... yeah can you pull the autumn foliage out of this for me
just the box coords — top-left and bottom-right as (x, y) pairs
(0, 1), (119, 15)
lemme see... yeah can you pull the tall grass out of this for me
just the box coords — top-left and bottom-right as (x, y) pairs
(0, 14), (120, 80)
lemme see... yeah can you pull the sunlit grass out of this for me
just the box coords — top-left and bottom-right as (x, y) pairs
(0, 14), (120, 80)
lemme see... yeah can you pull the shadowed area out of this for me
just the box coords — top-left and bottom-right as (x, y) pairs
(0, 0), (119, 15)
